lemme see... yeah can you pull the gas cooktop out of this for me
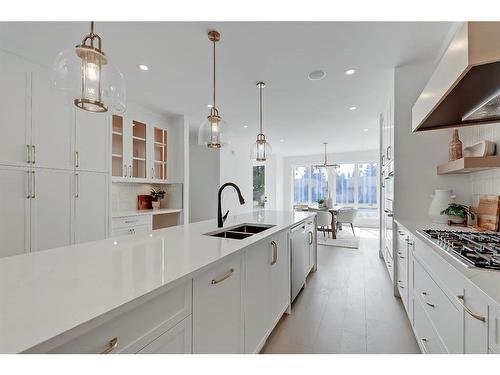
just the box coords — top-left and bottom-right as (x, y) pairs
(422, 229), (500, 270)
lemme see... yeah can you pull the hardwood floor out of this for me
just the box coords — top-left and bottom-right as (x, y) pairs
(262, 228), (419, 354)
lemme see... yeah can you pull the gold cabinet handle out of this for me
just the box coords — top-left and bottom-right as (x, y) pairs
(308, 231), (313, 245)
(26, 170), (31, 199)
(211, 268), (234, 285)
(74, 173), (79, 198)
(31, 145), (36, 164)
(421, 292), (435, 308)
(456, 294), (486, 322)
(75, 151), (79, 168)
(270, 241), (277, 265)
(31, 171), (36, 199)
(26, 144), (31, 163)
(420, 338), (429, 354)
(100, 337), (118, 354)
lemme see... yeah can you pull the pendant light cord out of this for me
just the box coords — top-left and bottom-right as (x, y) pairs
(213, 38), (216, 110)
(259, 85), (263, 134)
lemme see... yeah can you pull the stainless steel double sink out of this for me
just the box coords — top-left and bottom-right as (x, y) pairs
(204, 223), (275, 240)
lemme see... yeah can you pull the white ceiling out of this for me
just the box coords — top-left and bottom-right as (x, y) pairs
(0, 22), (453, 156)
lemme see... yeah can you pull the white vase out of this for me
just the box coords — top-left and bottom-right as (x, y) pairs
(152, 201), (160, 209)
(428, 189), (456, 224)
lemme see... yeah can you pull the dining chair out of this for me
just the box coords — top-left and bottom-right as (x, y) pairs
(316, 211), (332, 238)
(336, 208), (358, 237)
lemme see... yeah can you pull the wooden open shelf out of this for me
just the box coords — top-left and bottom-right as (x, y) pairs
(437, 156), (500, 175)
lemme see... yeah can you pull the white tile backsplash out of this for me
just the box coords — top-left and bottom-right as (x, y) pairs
(459, 122), (500, 205)
(112, 182), (183, 212)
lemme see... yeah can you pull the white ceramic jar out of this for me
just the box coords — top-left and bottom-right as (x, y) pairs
(428, 189), (456, 223)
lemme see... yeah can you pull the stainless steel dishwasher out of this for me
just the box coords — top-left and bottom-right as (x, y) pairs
(290, 222), (307, 303)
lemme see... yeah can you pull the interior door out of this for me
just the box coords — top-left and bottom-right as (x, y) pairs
(74, 171), (108, 244)
(75, 110), (108, 173)
(30, 169), (73, 252)
(0, 53), (30, 167)
(0, 166), (30, 257)
(31, 70), (74, 171)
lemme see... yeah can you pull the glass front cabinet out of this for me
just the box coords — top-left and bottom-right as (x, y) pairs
(111, 114), (168, 182)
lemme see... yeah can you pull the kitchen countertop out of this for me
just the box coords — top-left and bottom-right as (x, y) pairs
(111, 208), (183, 218)
(394, 218), (500, 310)
(0, 210), (314, 354)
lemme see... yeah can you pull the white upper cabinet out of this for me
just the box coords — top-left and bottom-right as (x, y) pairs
(0, 166), (30, 257)
(31, 70), (74, 171)
(0, 53), (30, 167)
(75, 110), (108, 173)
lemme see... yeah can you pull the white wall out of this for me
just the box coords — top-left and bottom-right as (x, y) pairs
(189, 130), (220, 222)
(393, 61), (471, 227)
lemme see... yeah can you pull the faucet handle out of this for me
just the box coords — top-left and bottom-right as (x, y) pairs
(222, 210), (230, 223)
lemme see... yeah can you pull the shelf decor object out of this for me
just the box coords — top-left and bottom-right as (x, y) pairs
(437, 156), (500, 175)
(448, 129), (463, 161)
(250, 82), (272, 161)
(198, 30), (228, 148)
(52, 21), (126, 113)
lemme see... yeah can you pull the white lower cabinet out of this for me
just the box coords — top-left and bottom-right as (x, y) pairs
(112, 215), (153, 237)
(136, 317), (192, 354)
(413, 295), (447, 354)
(460, 282), (489, 354)
(270, 231), (290, 328)
(193, 253), (243, 353)
(0, 166), (30, 257)
(489, 304), (500, 354)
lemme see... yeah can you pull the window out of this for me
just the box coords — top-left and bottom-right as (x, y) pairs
(293, 166), (309, 204)
(335, 163), (355, 204)
(253, 166), (265, 208)
(311, 167), (328, 203)
(292, 162), (378, 210)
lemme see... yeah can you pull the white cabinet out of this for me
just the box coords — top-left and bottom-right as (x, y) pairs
(75, 110), (108, 173)
(193, 253), (243, 353)
(304, 218), (316, 274)
(270, 230), (290, 326)
(31, 71), (74, 171)
(74, 172), (109, 243)
(460, 283), (489, 354)
(136, 317), (192, 354)
(244, 241), (272, 353)
(395, 224), (410, 313)
(30, 169), (73, 252)
(0, 166), (30, 257)
(0, 53), (30, 168)
(112, 215), (152, 237)
(489, 304), (500, 354)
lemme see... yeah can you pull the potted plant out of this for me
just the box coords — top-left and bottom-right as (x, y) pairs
(440, 203), (475, 224)
(317, 198), (326, 208)
(150, 188), (166, 209)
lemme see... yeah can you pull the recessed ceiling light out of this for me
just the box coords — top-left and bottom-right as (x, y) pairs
(243, 125), (248, 128)
(280, 139), (284, 142)
(345, 69), (356, 75)
(349, 106), (357, 111)
(138, 64), (149, 71)
(363, 128), (369, 132)
(207, 104), (213, 108)
(308, 70), (326, 81)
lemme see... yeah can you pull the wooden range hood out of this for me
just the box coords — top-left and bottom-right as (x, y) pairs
(412, 22), (500, 132)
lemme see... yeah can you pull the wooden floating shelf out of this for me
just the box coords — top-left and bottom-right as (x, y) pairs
(437, 156), (500, 175)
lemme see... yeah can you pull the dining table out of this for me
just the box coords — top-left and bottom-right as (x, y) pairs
(306, 205), (343, 239)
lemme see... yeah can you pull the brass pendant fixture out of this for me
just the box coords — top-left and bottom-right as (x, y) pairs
(251, 82), (272, 161)
(198, 30), (228, 148)
(52, 21), (126, 113)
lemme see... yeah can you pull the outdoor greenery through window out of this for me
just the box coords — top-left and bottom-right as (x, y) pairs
(253, 166), (265, 208)
(293, 162), (378, 210)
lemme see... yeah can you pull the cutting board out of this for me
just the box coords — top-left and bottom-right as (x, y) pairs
(471, 195), (500, 231)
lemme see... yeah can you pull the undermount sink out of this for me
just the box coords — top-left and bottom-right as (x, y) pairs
(205, 223), (275, 240)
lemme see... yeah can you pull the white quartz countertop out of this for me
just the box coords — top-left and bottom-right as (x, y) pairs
(395, 218), (500, 310)
(0, 210), (314, 354)
(111, 208), (183, 218)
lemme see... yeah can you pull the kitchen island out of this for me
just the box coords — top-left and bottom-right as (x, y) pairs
(0, 210), (316, 354)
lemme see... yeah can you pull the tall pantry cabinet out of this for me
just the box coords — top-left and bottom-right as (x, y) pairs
(0, 50), (109, 258)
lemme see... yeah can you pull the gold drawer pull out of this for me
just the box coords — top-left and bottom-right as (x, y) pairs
(271, 241), (277, 265)
(211, 268), (234, 285)
(100, 337), (118, 354)
(420, 338), (429, 354)
(456, 294), (486, 322)
(421, 292), (435, 308)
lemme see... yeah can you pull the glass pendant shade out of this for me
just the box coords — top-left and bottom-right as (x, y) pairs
(52, 22), (126, 113)
(251, 134), (272, 161)
(198, 110), (228, 148)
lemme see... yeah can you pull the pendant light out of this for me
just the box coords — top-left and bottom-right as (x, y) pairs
(198, 30), (228, 148)
(52, 21), (126, 113)
(251, 82), (272, 161)
(313, 143), (339, 169)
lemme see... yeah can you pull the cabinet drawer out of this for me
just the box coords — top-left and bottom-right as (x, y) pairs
(112, 224), (151, 237)
(396, 254), (408, 311)
(413, 296), (447, 354)
(413, 258), (463, 353)
(47, 280), (192, 354)
(112, 215), (151, 229)
(136, 316), (192, 354)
